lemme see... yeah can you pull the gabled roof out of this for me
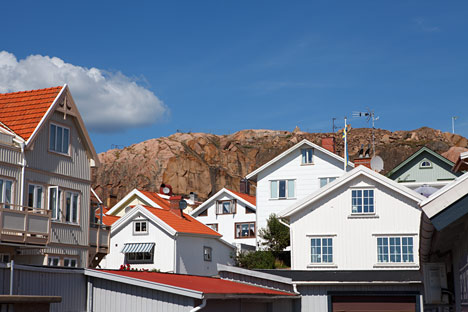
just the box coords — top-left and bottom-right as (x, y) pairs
(245, 139), (354, 181)
(112, 204), (221, 237)
(453, 151), (468, 172)
(386, 146), (455, 178)
(279, 165), (426, 218)
(190, 188), (256, 217)
(0, 85), (99, 165)
(86, 269), (297, 299)
(106, 189), (170, 215)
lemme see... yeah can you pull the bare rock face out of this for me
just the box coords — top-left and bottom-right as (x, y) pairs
(442, 146), (468, 163)
(92, 127), (468, 202)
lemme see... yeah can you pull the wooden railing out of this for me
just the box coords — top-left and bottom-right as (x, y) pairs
(0, 203), (51, 245)
(89, 223), (110, 252)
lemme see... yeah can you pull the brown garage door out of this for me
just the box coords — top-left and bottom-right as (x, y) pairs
(332, 296), (416, 312)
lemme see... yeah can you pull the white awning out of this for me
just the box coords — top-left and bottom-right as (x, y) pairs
(121, 243), (155, 253)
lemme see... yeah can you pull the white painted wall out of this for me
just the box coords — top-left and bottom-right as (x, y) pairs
(193, 192), (256, 248)
(100, 211), (175, 272)
(256, 147), (351, 240)
(176, 234), (235, 276)
(289, 175), (421, 270)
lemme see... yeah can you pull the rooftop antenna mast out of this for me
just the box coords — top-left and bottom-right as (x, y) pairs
(352, 108), (379, 157)
(332, 118), (339, 133)
(452, 116), (458, 134)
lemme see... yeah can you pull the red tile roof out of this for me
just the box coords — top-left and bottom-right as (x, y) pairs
(227, 189), (256, 206)
(142, 205), (221, 237)
(138, 190), (171, 209)
(95, 207), (120, 226)
(95, 270), (296, 296)
(0, 86), (63, 140)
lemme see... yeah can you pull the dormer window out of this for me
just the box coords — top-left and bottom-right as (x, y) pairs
(49, 123), (70, 155)
(301, 148), (314, 164)
(351, 189), (374, 214)
(420, 160), (432, 168)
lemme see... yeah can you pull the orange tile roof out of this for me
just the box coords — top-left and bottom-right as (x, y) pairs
(101, 214), (120, 226)
(142, 205), (221, 237)
(139, 190), (171, 209)
(0, 86), (63, 140)
(227, 189), (256, 206)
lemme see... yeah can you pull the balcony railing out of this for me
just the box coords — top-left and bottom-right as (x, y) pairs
(89, 223), (110, 252)
(0, 203), (51, 245)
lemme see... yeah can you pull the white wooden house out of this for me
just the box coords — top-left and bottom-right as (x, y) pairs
(245, 139), (353, 243)
(0, 86), (107, 268)
(279, 165), (425, 270)
(191, 188), (256, 250)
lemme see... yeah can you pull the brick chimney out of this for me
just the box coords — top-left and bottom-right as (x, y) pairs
(354, 144), (372, 169)
(321, 137), (335, 153)
(240, 178), (250, 195)
(106, 194), (118, 209)
(169, 195), (185, 218)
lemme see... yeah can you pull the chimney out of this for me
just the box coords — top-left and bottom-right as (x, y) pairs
(106, 194), (118, 209)
(240, 178), (250, 195)
(355, 144), (372, 169)
(189, 192), (198, 203)
(321, 137), (335, 153)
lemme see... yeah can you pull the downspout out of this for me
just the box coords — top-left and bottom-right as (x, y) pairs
(173, 233), (178, 273)
(9, 260), (14, 295)
(190, 298), (207, 312)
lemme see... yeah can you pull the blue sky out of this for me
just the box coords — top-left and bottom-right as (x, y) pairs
(1, 1), (467, 153)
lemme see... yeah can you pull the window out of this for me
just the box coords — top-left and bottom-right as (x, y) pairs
(63, 258), (77, 267)
(0, 178), (13, 209)
(134, 220), (148, 234)
(206, 223), (218, 231)
(351, 189), (374, 213)
(49, 123), (70, 154)
(235, 222), (255, 238)
(310, 237), (333, 263)
(48, 186), (62, 220)
(420, 160), (432, 168)
(65, 191), (79, 223)
(28, 184), (43, 209)
(270, 180), (295, 199)
(47, 256), (60, 267)
(216, 200), (236, 214)
(198, 209), (208, 216)
(302, 148), (314, 164)
(126, 250), (154, 264)
(319, 177), (337, 188)
(0, 253), (10, 263)
(203, 246), (212, 262)
(377, 236), (414, 263)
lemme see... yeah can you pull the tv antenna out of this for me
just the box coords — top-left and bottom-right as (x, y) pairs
(332, 118), (339, 133)
(452, 116), (458, 134)
(352, 108), (379, 157)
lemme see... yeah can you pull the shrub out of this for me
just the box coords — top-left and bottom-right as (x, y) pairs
(234, 250), (276, 270)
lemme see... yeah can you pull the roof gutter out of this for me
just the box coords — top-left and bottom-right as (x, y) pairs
(190, 298), (207, 312)
(19, 142), (26, 207)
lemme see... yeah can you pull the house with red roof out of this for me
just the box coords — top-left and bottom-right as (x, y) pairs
(0, 85), (106, 268)
(190, 188), (257, 250)
(100, 203), (235, 276)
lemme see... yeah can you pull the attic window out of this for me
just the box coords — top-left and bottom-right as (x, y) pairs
(49, 123), (70, 155)
(301, 148), (314, 164)
(420, 160), (432, 168)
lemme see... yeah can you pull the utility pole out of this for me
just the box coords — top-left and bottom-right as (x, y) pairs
(452, 116), (458, 134)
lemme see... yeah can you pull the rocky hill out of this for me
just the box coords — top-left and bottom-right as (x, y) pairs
(92, 127), (468, 203)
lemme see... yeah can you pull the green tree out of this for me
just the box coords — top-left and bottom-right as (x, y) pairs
(259, 214), (290, 255)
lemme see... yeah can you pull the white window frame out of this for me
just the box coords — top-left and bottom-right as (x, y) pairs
(308, 235), (334, 265)
(47, 256), (60, 267)
(133, 220), (148, 235)
(28, 183), (44, 209)
(420, 160), (432, 169)
(203, 246), (212, 262)
(270, 179), (296, 199)
(48, 186), (62, 221)
(376, 235), (415, 264)
(351, 188), (375, 214)
(64, 191), (79, 224)
(319, 177), (337, 188)
(216, 199), (236, 215)
(0, 178), (13, 209)
(301, 148), (314, 164)
(206, 223), (218, 231)
(49, 123), (70, 155)
(63, 258), (77, 267)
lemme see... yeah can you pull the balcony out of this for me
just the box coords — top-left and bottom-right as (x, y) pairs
(89, 223), (110, 252)
(0, 203), (51, 245)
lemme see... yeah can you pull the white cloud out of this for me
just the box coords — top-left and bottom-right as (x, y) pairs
(0, 51), (168, 132)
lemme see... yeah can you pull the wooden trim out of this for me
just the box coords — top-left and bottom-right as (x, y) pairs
(206, 223), (218, 231)
(234, 221), (256, 239)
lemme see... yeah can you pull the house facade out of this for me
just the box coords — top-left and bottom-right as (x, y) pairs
(387, 146), (462, 191)
(0, 86), (106, 268)
(101, 204), (235, 276)
(190, 188), (256, 250)
(246, 139), (353, 242)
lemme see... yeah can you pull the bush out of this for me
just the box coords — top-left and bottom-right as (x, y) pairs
(234, 250), (276, 270)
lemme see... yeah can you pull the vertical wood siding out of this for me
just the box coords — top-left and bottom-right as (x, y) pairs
(90, 277), (194, 312)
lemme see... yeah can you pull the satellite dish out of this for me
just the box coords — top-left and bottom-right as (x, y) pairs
(179, 199), (188, 210)
(163, 187), (170, 194)
(370, 156), (384, 172)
